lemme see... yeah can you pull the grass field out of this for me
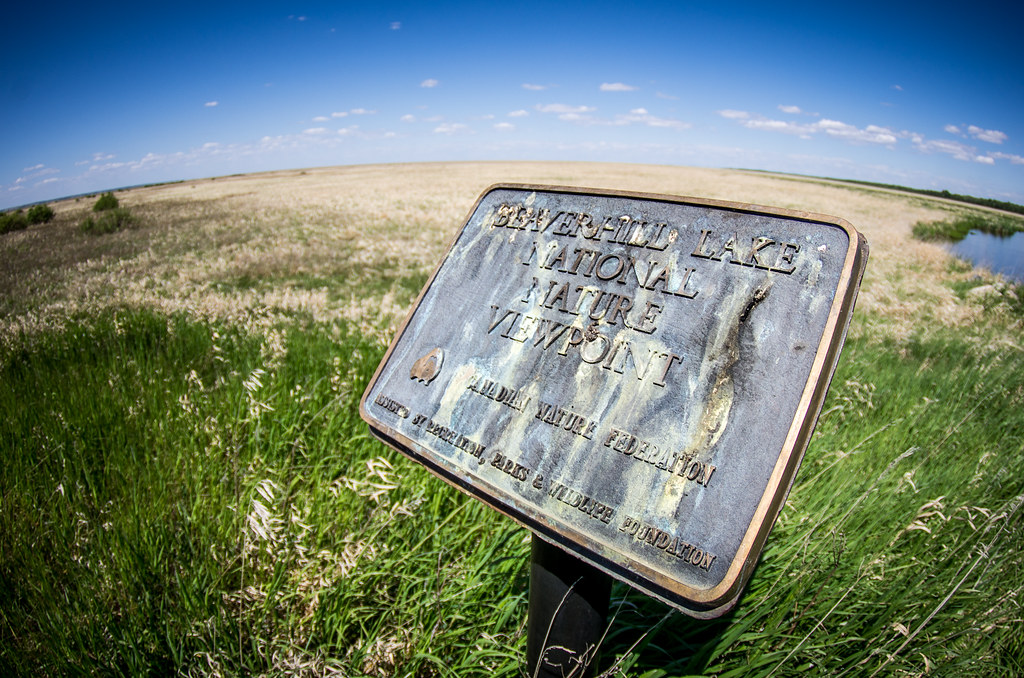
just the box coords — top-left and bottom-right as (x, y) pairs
(2, 162), (1023, 676)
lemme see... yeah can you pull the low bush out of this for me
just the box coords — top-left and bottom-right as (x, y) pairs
(27, 204), (55, 225)
(93, 192), (119, 212)
(0, 209), (29, 234)
(81, 207), (137, 234)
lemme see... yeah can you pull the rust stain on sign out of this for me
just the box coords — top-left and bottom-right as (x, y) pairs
(360, 185), (868, 617)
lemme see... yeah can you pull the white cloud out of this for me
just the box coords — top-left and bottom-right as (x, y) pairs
(536, 104), (595, 115)
(508, 110), (528, 117)
(944, 124), (961, 134)
(721, 109), (898, 144)
(975, 155), (995, 165)
(82, 143), (245, 177)
(337, 126), (358, 136)
(303, 127), (330, 135)
(600, 82), (636, 92)
(863, 125), (899, 143)
(912, 137), (976, 162)
(536, 103), (686, 129)
(420, 78), (439, 88)
(75, 153), (114, 166)
(744, 118), (815, 137)
(522, 83), (547, 91)
(778, 105), (802, 114)
(16, 165), (60, 185)
(350, 108), (375, 115)
(494, 122), (515, 131)
(535, 103), (597, 123)
(313, 116), (329, 122)
(89, 161), (129, 172)
(817, 119), (899, 144)
(891, 84), (903, 91)
(205, 101), (218, 107)
(718, 109), (750, 120)
(967, 125), (1007, 144)
(616, 109), (689, 129)
(433, 123), (467, 135)
(390, 21), (401, 30)
(331, 111), (348, 118)
(991, 151), (1024, 165)
(400, 114), (416, 123)
(656, 92), (678, 100)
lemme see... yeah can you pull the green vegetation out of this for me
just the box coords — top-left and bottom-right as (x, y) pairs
(93, 191), (120, 211)
(0, 204), (55, 235)
(1, 309), (525, 675)
(745, 169), (1024, 216)
(2, 306), (1021, 676)
(912, 213), (1024, 242)
(80, 207), (138, 234)
(3, 165), (1023, 675)
(27, 204), (55, 225)
(82, 191), (137, 234)
(0, 209), (29, 234)
(916, 212), (1024, 317)
(832, 178), (1024, 216)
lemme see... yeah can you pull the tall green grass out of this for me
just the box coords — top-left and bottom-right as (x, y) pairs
(0, 309), (525, 675)
(2, 308), (1022, 675)
(912, 213), (1024, 242)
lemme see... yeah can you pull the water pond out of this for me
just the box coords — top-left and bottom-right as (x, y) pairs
(948, 230), (1024, 284)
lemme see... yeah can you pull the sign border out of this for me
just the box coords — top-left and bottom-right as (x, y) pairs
(359, 184), (869, 616)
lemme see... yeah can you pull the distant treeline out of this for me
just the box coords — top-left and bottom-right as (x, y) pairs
(741, 169), (1024, 216)
(826, 178), (1024, 216)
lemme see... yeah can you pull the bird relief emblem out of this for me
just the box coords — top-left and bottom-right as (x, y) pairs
(410, 348), (444, 385)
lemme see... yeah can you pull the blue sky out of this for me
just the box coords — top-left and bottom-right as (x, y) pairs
(3, 1), (1022, 210)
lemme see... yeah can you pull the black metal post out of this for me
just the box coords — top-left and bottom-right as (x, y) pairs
(526, 534), (612, 678)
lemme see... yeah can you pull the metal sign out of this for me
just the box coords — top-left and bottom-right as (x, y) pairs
(360, 185), (868, 617)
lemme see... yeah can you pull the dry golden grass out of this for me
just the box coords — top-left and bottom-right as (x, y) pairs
(1, 161), (1019, 351)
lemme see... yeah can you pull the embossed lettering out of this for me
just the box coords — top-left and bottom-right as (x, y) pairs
(373, 393), (410, 419)
(690, 228), (801, 274)
(497, 203), (679, 253)
(548, 480), (614, 523)
(535, 400), (598, 439)
(466, 373), (532, 412)
(619, 516), (716, 571)
(490, 451), (531, 481)
(424, 419), (486, 460)
(673, 454), (717, 487)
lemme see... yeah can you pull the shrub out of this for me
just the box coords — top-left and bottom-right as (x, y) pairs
(27, 204), (55, 225)
(0, 209), (29, 234)
(80, 207), (136, 234)
(93, 192), (119, 212)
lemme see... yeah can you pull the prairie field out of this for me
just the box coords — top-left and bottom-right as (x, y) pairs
(1, 161), (1023, 676)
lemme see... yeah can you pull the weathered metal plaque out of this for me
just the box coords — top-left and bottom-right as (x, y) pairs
(360, 185), (868, 617)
